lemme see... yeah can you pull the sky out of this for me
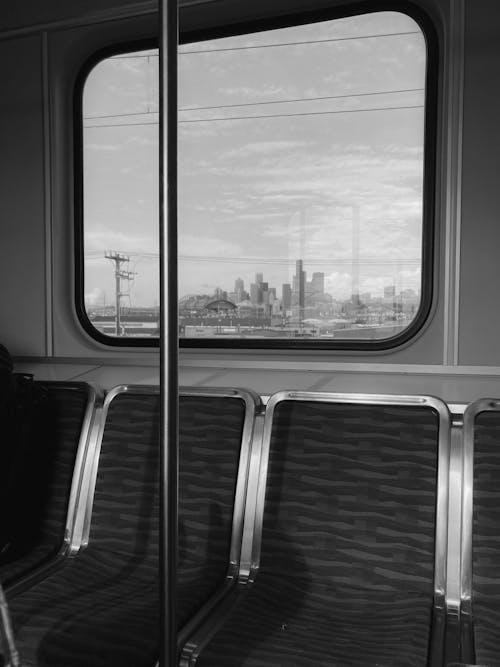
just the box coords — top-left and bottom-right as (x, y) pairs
(82, 10), (426, 309)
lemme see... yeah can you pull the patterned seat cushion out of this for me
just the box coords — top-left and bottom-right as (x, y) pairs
(0, 383), (89, 586)
(472, 411), (500, 667)
(6, 390), (246, 667)
(198, 575), (432, 667)
(195, 400), (440, 666)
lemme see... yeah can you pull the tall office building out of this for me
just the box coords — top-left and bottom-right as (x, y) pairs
(292, 259), (305, 322)
(295, 260), (305, 308)
(234, 277), (245, 303)
(282, 284), (292, 311)
(250, 273), (265, 305)
(250, 282), (260, 305)
(361, 292), (372, 303)
(310, 272), (325, 296)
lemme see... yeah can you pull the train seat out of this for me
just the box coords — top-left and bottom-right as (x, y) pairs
(461, 400), (500, 667)
(2, 385), (260, 667)
(186, 391), (450, 667)
(0, 381), (100, 588)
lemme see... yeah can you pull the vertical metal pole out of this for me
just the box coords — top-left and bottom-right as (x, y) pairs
(159, 0), (178, 665)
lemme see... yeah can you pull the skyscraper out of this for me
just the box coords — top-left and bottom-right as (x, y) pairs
(310, 272), (325, 296)
(295, 260), (305, 308)
(251, 273), (265, 305)
(250, 282), (260, 305)
(282, 284), (292, 311)
(214, 287), (227, 301)
(234, 277), (245, 303)
(292, 259), (305, 322)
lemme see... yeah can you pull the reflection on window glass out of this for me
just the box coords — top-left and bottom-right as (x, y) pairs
(82, 11), (428, 342)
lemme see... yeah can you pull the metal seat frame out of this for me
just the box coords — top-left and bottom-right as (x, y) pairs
(181, 390), (452, 667)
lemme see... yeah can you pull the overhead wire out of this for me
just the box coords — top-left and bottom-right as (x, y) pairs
(86, 34), (425, 127)
(83, 87), (424, 121)
(109, 30), (421, 58)
(86, 252), (420, 266)
(84, 103), (424, 128)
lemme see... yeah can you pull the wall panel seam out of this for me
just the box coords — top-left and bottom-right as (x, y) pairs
(442, 0), (465, 366)
(0, 0), (222, 42)
(42, 31), (54, 357)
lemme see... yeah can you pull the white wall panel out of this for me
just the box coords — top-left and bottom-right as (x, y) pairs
(0, 35), (47, 356)
(459, 0), (500, 365)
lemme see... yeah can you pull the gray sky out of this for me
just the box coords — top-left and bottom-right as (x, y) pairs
(83, 10), (426, 308)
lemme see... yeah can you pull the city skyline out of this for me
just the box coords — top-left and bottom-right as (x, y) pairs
(87, 254), (421, 341)
(85, 255), (420, 315)
(177, 262), (419, 306)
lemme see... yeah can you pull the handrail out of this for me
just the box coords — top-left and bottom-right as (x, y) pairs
(159, 0), (179, 665)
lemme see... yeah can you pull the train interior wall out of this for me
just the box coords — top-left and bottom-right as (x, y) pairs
(0, 0), (500, 402)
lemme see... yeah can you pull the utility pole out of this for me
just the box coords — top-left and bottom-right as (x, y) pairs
(104, 251), (136, 336)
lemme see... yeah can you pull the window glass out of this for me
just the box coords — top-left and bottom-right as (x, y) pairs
(81, 11), (429, 343)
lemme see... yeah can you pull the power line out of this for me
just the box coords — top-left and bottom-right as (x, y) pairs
(181, 31), (422, 54)
(84, 103), (424, 129)
(83, 87), (424, 121)
(179, 256), (420, 265)
(86, 251), (157, 259)
(185, 88), (423, 111)
(86, 252), (420, 266)
(109, 30), (421, 58)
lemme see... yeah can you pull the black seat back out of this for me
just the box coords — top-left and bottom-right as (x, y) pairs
(86, 386), (259, 627)
(463, 400), (500, 665)
(256, 394), (445, 597)
(0, 381), (95, 586)
(242, 392), (450, 667)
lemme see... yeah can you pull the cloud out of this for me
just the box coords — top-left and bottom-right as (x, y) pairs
(234, 211), (285, 221)
(216, 85), (291, 100)
(84, 287), (105, 306)
(179, 124), (218, 138)
(179, 235), (242, 257)
(127, 135), (158, 147)
(223, 140), (308, 159)
(83, 12), (427, 304)
(324, 265), (421, 300)
(84, 143), (121, 152)
(85, 227), (157, 254)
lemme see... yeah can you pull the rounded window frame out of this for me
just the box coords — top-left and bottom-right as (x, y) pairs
(74, 1), (439, 351)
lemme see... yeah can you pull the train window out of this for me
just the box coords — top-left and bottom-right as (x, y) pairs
(76, 8), (436, 349)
